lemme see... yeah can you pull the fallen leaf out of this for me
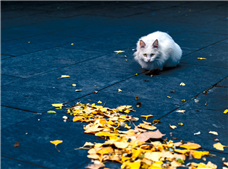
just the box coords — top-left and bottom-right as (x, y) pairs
(207, 161), (217, 168)
(178, 123), (184, 126)
(114, 50), (125, 54)
(72, 84), (76, 87)
(50, 140), (63, 146)
(75, 89), (82, 92)
(96, 147), (113, 155)
(190, 150), (209, 159)
(136, 129), (165, 142)
(167, 96), (172, 98)
(224, 162), (228, 167)
(208, 131), (218, 135)
(144, 152), (162, 161)
(97, 100), (102, 104)
(86, 163), (105, 169)
(194, 131), (201, 135)
(136, 102), (142, 107)
(170, 90), (176, 93)
(138, 123), (157, 130)
(141, 114), (153, 120)
(176, 110), (186, 113)
(197, 57), (207, 60)
(118, 89), (122, 92)
(14, 142), (20, 148)
(213, 142), (227, 151)
(114, 142), (129, 149)
(135, 73), (138, 76)
(180, 142), (201, 149)
(71, 43), (74, 46)
(47, 110), (56, 113)
(135, 96), (139, 100)
(224, 109), (228, 114)
(58, 75), (70, 79)
(181, 99), (185, 102)
(180, 82), (185, 86)
(83, 142), (95, 147)
(152, 119), (161, 124)
(169, 124), (177, 129)
(127, 160), (141, 169)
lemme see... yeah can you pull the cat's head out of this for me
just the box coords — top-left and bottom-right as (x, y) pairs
(137, 39), (160, 63)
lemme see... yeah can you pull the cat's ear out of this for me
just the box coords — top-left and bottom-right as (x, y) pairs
(152, 39), (159, 48)
(139, 40), (146, 48)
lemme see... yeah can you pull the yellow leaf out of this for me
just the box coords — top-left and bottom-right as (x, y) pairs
(135, 73), (138, 76)
(149, 161), (163, 169)
(178, 122), (184, 126)
(97, 100), (102, 104)
(50, 140), (63, 146)
(180, 82), (185, 86)
(180, 142), (201, 149)
(224, 109), (228, 114)
(138, 123), (157, 130)
(72, 84), (76, 87)
(125, 123), (131, 129)
(169, 124), (177, 129)
(114, 50), (125, 54)
(141, 114), (154, 120)
(213, 142), (227, 151)
(190, 150), (209, 159)
(144, 152), (162, 161)
(176, 110), (186, 113)
(128, 160), (141, 169)
(95, 132), (117, 137)
(197, 57), (207, 60)
(124, 109), (130, 113)
(83, 142), (94, 147)
(174, 149), (189, 154)
(52, 103), (63, 109)
(58, 75), (70, 79)
(167, 96), (172, 98)
(224, 162), (228, 167)
(208, 131), (218, 135)
(131, 149), (142, 160)
(114, 142), (129, 149)
(182, 99), (186, 102)
(73, 116), (83, 122)
(207, 161), (217, 169)
(118, 89), (122, 92)
(96, 146), (113, 155)
(47, 110), (56, 113)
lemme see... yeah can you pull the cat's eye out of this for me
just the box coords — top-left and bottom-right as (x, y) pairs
(151, 54), (155, 56)
(143, 54), (147, 57)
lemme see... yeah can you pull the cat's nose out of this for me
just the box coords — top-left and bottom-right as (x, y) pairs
(147, 59), (150, 62)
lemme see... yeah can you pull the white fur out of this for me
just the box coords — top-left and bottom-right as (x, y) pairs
(134, 31), (182, 71)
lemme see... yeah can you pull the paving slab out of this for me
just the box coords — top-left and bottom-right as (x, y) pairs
(181, 42), (228, 69)
(172, 31), (228, 55)
(2, 16), (110, 42)
(1, 34), (82, 56)
(156, 87), (228, 153)
(100, 63), (227, 105)
(1, 74), (22, 86)
(1, 156), (45, 169)
(1, 106), (40, 129)
(216, 77), (228, 87)
(1, 63), (132, 113)
(1, 47), (104, 78)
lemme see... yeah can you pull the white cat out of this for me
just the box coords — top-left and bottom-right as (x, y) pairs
(134, 31), (182, 72)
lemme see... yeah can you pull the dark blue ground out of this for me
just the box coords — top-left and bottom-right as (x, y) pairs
(1, 1), (228, 169)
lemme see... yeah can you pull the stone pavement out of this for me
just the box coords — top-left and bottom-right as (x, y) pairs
(1, 1), (228, 169)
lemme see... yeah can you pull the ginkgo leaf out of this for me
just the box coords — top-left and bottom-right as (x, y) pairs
(207, 161), (217, 169)
(180, 142), (201, 149)
(208, 131), (218, 135)
(118, 89), (122, 92)
(97, 100), (102, 104)
(141, 114), (153, 120)
(83, 142), (95, 147)
(169, 124), (177, 129)
(127, 160), (141, 169)
(197, 57), (207, 60)
(52, 103), (63, 107)
(96, 147), (113, 155)
(180, 82), (185, 86)
(190, 150), (209, 159)
(224, 162), (228, 167)
(213, 142), (227, 151)
(58, 75), (70, 79)
(73, 116), (83, 122)
(114, 142), (129, 149)
(50, 140), (63, 146)
(114, 50), (125, 54)
(47, 110), (56, 113)
(167, 96), (172, 98)
(144, 152), (162, 161)
(176, 110), (186, 113)
(86, 163), (105, 169)
(138, 123), (157, 130)
(136, 130), (165, 142)
(72, 84), (76, 87)
(194, 131), (201, 135)
(178, 123), (184, 126)
(224, 109), (228, 114)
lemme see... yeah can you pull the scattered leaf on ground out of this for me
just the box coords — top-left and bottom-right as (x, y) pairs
(197, 57), (207, 60)
(72, 84), (76, 87)
(118, 89), (122, 92)
(135, 96), (139, 100)
(224, 109), (228, 114)
(170, 90), (176, 93)
(86, 163), (105, 169)
(180, 82), (185, 86)
(213, 142), (227, 151)
(178, 123), (184, 126)
(208, 131), (218, 135)
(194, 131), (201, 135)
(180, 142), (201, 149)
(58, 75), (70, 79)
(50, 140), (63, 146)
(141, 114), (153, 120)
(47, 110), (56, 113)
(167, 96), (172, 98)
(97, 100), (102, 104)
(114, 50), (125, 54)
(169, 124), (177, 129)
(136, 130), (165, 142)
(136, 102), (142, 107)
(14, 142), (20, 148)
(176, 110), (186, 113)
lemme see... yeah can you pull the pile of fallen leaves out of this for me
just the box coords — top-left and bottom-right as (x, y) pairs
(64, 102), (226, 169)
